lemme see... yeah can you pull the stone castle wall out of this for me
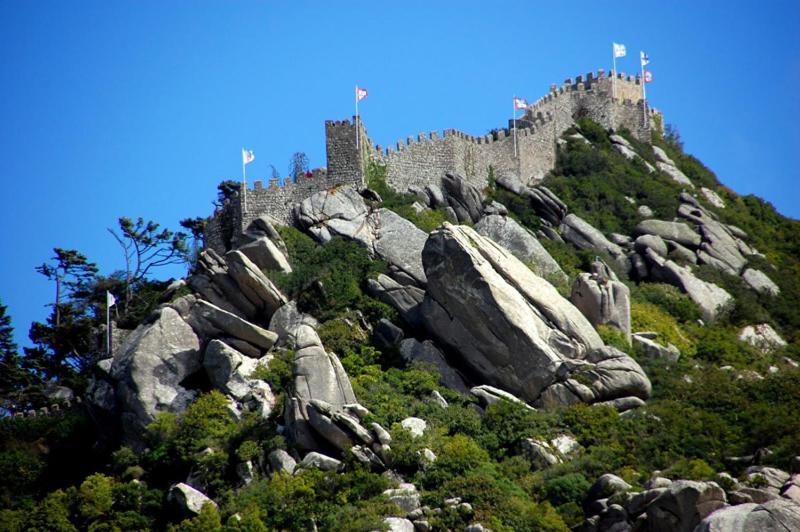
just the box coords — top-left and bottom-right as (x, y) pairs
(204, 68), (662, 252)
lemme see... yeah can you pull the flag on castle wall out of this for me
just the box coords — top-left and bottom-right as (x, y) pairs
(640, 51), (650, 66)
(644, 71), (653, 83)
(356, 86), (368, 101)
(613, 43), (626, 58)
(106, 291), (116, 307)
(514, 97), (528, 110)
(242, 148), (255, 165)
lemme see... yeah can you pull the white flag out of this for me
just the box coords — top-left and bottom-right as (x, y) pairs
(106, 291), (116, 307)
(242, 148), (255, 165)
(613, 42), (627, 58)
(356, 86), (368, 101)
(513, 97), (528, 110)
(640, 51), (650, 66)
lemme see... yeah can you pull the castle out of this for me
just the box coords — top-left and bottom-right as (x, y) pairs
(206, 69), (661, 252)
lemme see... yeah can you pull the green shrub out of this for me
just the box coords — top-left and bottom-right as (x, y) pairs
(630, 300), (693, 354)
(633, 283), (702, 323)
(664, 458), (715, 481)
(597, 325), (630, 351)
(541, 473), (591, 507)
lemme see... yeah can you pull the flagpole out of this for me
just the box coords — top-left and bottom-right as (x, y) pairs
(106, 296), (111, 356)
(355, 85), (360, 152)
(241, 150), (247, 214)
(612, 44), (617, 100)
(513, 97), (518, 158)
(640, 54), (647, 127)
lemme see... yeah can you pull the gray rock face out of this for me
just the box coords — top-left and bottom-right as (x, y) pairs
(570, 261), (631, 341)
(700, 187), (726, 209)
(191, 300), (278, 350)
(560, 214), (628, 269)
(634, 220), (701, 248)
(738, 324), (787, 353)
(475, 214), (566, 283)
(399, 338), (469, 393)
(298, 452), (342, 472)
(633, 334), (680, 362)
(696, 499), (800, 532)
(237, 236), (292, 274)
(400, 417), (427, 438)
(657, 161), (694, 187)
(526, 186), (569, 226)
(383, 517), (415, 532)
(111, 307), (201, 446)
(191, 250), (258, 319)
(643, 249), (732, 321)
(442, 172), (484, 224)
(470, 385), (531, 409)
(267, 449), (297, 475)
(646, 480), (727, 532)
(677, 200), (750, 275)
(425, 184), (446, 208)
(634, 234), (669, 257)
(421, 223), (604, 402)
(284, 317), (358, 450)
(294, 186), (428, 286)
(742, 268), (780, 296)
(168, 483), (216, 516)
(203, 340), (275, 418)
(366, 274), (425, 329)
(225, 250), (287, 319)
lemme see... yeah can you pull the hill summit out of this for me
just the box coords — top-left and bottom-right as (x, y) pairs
(2, 69), (800, 531)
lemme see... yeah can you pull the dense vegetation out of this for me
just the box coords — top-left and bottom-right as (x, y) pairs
(1, 119), (798, 530)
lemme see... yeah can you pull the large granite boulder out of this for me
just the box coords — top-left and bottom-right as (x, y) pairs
(442, 172), (483, 224)
(110, 307), (201, 447)
(475, 214), (566, 283)
(570, 260), (631, 341)
(237, 236), (292, 274)
(677, 199), (751, 275)
(190, 249), (259, 319)
(420, 223), (648, 407)
(525, 185), (569, 226)
(189, 299), (278, 350)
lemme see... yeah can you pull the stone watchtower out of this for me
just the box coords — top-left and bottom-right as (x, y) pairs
(324, 117), (371, 188)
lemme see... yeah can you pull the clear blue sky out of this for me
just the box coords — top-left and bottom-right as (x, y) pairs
(1, 1), (798, 346)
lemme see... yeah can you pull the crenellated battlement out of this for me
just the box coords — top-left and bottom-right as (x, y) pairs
(205, 67), (662, 253)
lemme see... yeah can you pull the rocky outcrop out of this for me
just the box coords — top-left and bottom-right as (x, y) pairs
(398, 338), (469, 393)
(741, 268), (780, 296)
(225, 250), (287, 319)
(420, 223), (649, 408)
(168, 483), (216, 516)
(677, 198), (751, 275)
(700, 187), (726, 209)
(580, 477), (729, 532)
(570, 260), (631, 341)
(110, 307), (202, 446)
(634, 219), (701, 248)
(560, 214), (628, 270)
(294, 186), (428, 286)
(366, 274), (425, 329)
(495, 176), (568, 227)
(475, 214), (566, 283)
(695, 499), (800, 531)
(190, 299), (277, 350)
(633, 333), (681, 362)
(738, 324), (787, 353)
(442, 173), (483, 224)
(203, 339), (275, 418)
(653, 145), (693, 187)
(643, 248), (732, 321)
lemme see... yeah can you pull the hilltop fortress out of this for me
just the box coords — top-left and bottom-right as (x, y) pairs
(206, 69), (661, 252)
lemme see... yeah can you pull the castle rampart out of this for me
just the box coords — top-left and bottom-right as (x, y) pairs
(205, 69), (663, 252)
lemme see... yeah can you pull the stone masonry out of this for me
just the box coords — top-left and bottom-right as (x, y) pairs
(205, 69), (661, 252)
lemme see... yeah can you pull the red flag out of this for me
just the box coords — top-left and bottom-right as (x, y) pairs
(513, 97), (528, 110)
(356, 86), (368, 101)
(644, 71), (653, 83)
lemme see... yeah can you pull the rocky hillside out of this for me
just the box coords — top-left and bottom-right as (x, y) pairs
(1, 119), (799, 531)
